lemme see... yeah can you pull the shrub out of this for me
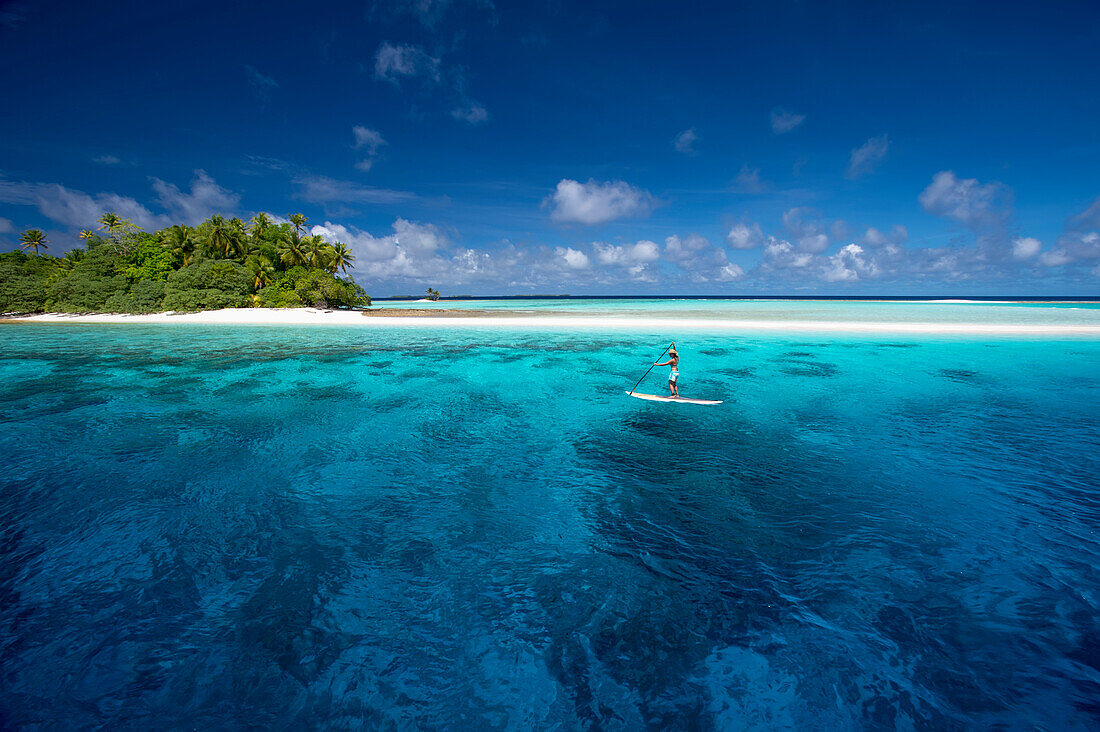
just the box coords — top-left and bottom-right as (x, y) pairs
(161, 259), (251, 311)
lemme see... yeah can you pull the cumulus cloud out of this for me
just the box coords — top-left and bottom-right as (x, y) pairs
(663, 233), (710, 262)
(782, 207), (832, 253)
(770, 108), (806, 134)
(592, 240), (660, 280)
(733, 164), (767, 193)
(673, 128), (699, 155)
(451, 102), (489, 124)
(861, 225), (908, 247)
(151, 170), (241, 225)
(727, 222), (764, 249)
(760, 237), (815, 270)
(822, 243), (878, 282)
(374, 42), (441, 83)
(594, 240), (659, 265)
(717, 263), (745, 280)
(546, 179), (657, 225)
(919, 171), (1013, 231)
(0, 217), (13, 233)
(311, 218), (454, 280)
(846, 134), (889, 179)
(1011, 237), (1041, 260)
(557, 246), (590, 269)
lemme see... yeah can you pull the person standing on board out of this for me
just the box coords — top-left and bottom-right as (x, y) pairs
(654, 343), (680, 398)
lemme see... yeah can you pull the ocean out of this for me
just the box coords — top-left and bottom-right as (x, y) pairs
(2, 301), (1099, 728)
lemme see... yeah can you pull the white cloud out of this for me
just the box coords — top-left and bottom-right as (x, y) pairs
(1039, 248), (1073, 267)
(352, 126), (387, 171)
(1011, 236), (1041, 260)
(244, 65), (278, 100)
(770, 109), (806, 134)
(591, 240), (660, 281)
(717, 263), (745, 280)
(846, 134), (889, 179)
(294, 176), (418, 206)
(0, 217), (13, 233)
(782, 207), (832, 252)
(734, 164), (766, 193)
(557, 246), (590, 269)
(761, 237), (815, 270)
(594, 240), (660, 265)
(673, 128), (698, 155)
(663, 233), (710, 262)
(374, 42), (441, 83)
(151, 170), (240, 225)
(352, 126), (386, 154)
(451, 102), (489, 124)
(823, 243), (878, 282)
(546, 179), (657, 225)
(1068, 195), (1100, 231)
(727, 222), (764, 249)
(862, 225), (908, 247)
(919, 171), (1012, 231)
(311, 218), (454, 280)
(93, 155), (121, 165)
(0, 177), (169, 231)
(0, 172), (243, 231)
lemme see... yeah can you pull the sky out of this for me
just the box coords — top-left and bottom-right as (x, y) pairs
(1, 0), (1099, 295)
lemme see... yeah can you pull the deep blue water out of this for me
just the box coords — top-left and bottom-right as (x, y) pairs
(1, 323), (1099, 729)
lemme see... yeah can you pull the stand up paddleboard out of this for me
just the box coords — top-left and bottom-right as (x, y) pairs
(626, 391), (723, 405)
(625, 342), (724, 405)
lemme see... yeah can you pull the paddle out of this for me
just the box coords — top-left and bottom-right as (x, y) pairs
(628, 341), (674, 395)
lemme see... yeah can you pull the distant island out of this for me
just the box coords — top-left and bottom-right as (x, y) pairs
(0, 212), (369, 314)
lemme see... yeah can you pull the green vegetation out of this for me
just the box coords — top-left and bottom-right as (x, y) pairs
(0, 212), (370, 314)
(426, 287), (441, 301)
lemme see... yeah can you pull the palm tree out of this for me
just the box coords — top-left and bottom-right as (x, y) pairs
(78, 229), (96, 241)
(279, 234), (308, 268)
(426, 287), (440, 301)
(160, 224), (197, 265)
(19, 229), (48, 255)
(304, 234), (329, 269)
(288, 213), (308, 239)
(245, 254), (276, 291)
(204, 214), (234, 259)
(227, 217), (248, 259)
(249, 212), (273, 242)
(330, 242), (355, 274)
(98, 212), (122, 232)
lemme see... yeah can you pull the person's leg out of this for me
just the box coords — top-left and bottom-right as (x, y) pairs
(669, 379), (676, 397)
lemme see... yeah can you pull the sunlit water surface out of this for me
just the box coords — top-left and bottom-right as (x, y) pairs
(1, 322), (1098, 728)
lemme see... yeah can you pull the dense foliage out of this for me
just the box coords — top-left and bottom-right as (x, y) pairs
(0, 212), (369, 313)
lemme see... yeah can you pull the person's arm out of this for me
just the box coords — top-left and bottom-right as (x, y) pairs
(654, 359), (672, 366)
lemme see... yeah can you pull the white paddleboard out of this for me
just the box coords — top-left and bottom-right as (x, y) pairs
(626, 391), (723, 405)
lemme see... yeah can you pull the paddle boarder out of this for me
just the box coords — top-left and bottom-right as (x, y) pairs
(653, 343), (679, 397)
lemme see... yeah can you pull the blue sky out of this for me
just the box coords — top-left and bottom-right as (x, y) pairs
(1, 0), (1098, 295)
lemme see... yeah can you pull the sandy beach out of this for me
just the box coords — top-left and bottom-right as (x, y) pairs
(6, 306), (1100, 335)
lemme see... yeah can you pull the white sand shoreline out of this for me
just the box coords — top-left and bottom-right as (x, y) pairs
(5, 307), (1100, 336)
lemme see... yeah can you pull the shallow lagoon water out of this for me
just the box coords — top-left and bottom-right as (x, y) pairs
(1, 321), (1099, 728)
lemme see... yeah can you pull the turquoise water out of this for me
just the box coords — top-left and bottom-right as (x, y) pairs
(377, 298), (1100, 327)
(2, 320), (1099, 728)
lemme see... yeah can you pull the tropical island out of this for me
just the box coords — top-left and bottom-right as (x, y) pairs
(0, 212), (369, 314)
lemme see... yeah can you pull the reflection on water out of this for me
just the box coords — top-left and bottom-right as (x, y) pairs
(1, 324), (1098, 728)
